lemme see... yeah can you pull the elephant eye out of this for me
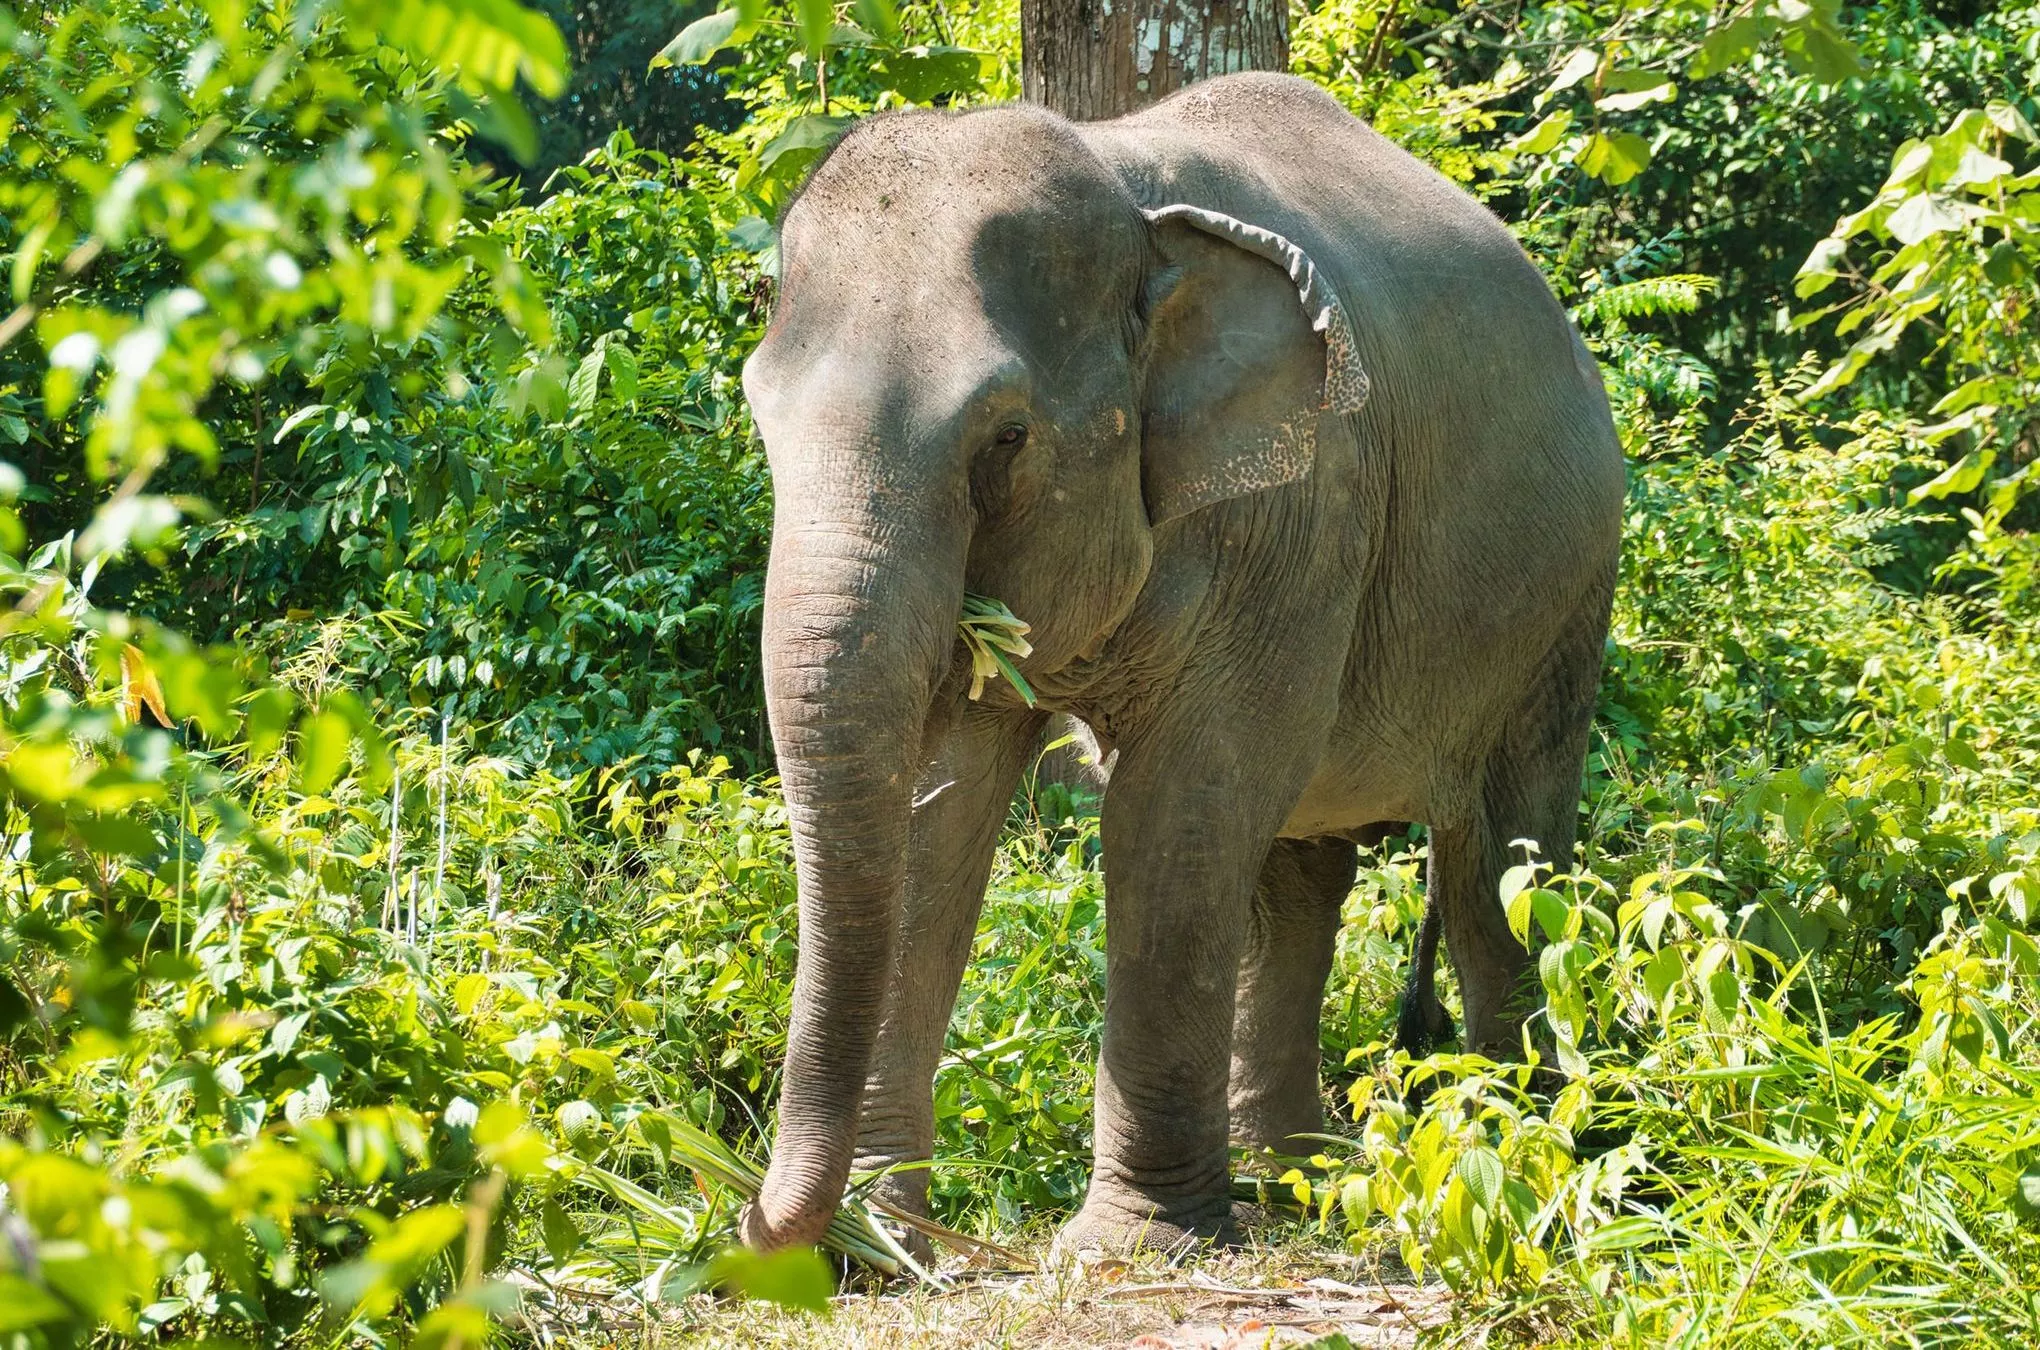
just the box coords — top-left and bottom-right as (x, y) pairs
(972, 424), (1028, 520)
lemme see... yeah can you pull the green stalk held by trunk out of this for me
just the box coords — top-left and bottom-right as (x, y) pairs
(958, 594), (1035, 705)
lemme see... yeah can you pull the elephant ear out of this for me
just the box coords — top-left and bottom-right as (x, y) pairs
(1136, 204), (1371, 527)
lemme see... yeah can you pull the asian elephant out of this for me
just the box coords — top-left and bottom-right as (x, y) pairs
(737, 73), (1625, 1256)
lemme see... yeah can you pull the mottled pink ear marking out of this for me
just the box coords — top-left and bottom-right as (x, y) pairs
(1142, 204), (1371, 415)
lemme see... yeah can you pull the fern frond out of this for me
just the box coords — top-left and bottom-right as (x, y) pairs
(1572, 274), (1721, 328)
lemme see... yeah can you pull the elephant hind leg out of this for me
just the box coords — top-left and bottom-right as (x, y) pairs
(1430, 597), (1608, 1057)
(1229, 836), (1358, 1153)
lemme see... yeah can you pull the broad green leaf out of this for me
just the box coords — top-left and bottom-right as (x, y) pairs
(1688, 16), (1759, 80)
(1779, 20), (1862, 84)
(1885, 192), (1973, 245)
(1546, 46), (1600, 97)
(1532, 889), (1572, 944)
(704, 1245), (835, 1312)
(1339, 1174), (1372, 1227)
(605, 342), (639, 404)
(1794, 236), (1848, 298)
(1579, 1215), (1663, 1252)
(541, 1195), (582, 1262)
(1908, 449), (1993, 504)
(1943, 146), (2012, 191)
(1506, 879), (1534, 944)
(759, 115), (852, 174)
(1576, 131), (1651, 186)
(1642, 947), (1684, 1011)
(296, 709), (350, 796)
(2015, 1165), (2040, 1222)
(453, 972), (490, 1015)
(1950, 1010), (1985, 1066)
(1986, 99), (2038, 143)
(793, 0), (833, 55)
(1498, 862), (1540, 906)
(1506, 110), (1571, 156)
(652, 9), (749, 69)
(1706, 968), (1741, 1030)
(876, 45), (985, 103)
(1884, 139), (1935, 189)
(1595, 72), (1675, 113)
(569, 344), (607, 412)
(1456, 1145), (1504, 1211)
(851, 0), (900, 43)
(730, 215), (777, 252)
(1981, 241), (2031, 287)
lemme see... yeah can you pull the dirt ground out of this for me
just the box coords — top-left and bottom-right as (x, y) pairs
(522, 1246), (1451, 1349)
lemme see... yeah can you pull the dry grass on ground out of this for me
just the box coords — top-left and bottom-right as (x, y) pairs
(640, 1244), (1449, 1349)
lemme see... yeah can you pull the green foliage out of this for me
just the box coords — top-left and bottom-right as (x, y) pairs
(666, 0), (1013, 242)
(0, 0), (790, 1339)
(1289, 830), (2040, 1342)
(4, 0), (542, 534)
(344, 135), (772, 769)
(1794, 90), (2040, 624)
(166, 132), (774, 775)
(519, 0), (743, 187)
(1799, 100), (2038, 413)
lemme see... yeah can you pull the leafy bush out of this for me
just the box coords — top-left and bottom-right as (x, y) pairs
(1289, 827), (2040, 1342)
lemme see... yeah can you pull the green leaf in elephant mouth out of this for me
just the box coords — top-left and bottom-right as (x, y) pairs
(958, 593), (1037, 706)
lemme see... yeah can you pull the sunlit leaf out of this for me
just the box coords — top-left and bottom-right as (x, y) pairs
(1576, 131), (1652, 186)
(652, 8), (750, 68)
(704, 1244), (835, 1312)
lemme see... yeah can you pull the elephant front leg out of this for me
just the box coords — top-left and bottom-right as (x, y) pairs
(853, 706), (1043, 1218)
(1229, 837), (1357, 1153)
(1058, 740), (1319, 1258)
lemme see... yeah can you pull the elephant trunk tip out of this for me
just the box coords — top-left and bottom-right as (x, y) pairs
(741, 1153), (847, 1253)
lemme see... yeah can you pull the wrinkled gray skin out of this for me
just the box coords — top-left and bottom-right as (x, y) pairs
(1034, 713), (1114, 796)
(739, 74), (1624, 1257)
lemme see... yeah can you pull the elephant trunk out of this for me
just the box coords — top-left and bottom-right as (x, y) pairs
(742, 490), (963, 1251)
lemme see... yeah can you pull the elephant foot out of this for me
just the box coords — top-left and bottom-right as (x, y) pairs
(1050, 1190), (1238, 1264)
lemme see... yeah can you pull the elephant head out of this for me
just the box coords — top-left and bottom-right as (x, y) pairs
(738, 106), (1369, 1250)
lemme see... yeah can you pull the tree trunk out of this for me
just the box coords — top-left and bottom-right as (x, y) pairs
(1021, 0), (1288, 121)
